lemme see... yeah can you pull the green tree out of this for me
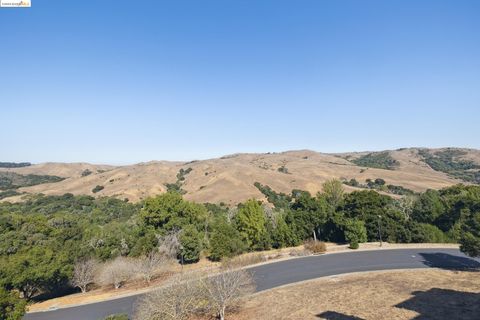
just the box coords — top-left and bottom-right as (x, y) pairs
(343, 219), (367, 249)
(2, 247), (72, 299)
(459, 210), (480, 257)
(208, 219), (245, 261)
(140, 192), (207, 232)
(234, 200), (269, 250)
(342, 190), (411, 243)
(0, 288), (26, 320)
(289, 191), (328, 241)
(409, 222), (447, 243)
(179, 225), (202, 264)
(411, 190), (445, 224)
(460, 232), (480, 257)
(270, 213), (297, 248)
(321, 179), (344, 211)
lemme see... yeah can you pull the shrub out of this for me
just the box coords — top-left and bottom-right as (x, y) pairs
(92, 185), (104, 193)
(343, 178), (359, 187)
(460, 232), (480, 258)
(303, 239), (326, 254)
(410, 223), (447, 243)
(344, 219), (368, 247)
(277, 165), (289, 174)
(349, 241), (359, 249)
(81, 169), (93, 177)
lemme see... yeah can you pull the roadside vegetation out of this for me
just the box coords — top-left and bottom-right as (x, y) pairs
(1, 181), (480, 319)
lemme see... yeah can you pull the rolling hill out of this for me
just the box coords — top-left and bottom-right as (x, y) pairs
(1, 147), (479, 205)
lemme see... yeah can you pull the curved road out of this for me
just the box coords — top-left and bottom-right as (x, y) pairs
(25, 248), (480, 320)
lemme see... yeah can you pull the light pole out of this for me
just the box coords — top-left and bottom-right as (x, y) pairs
(377, 215), (383, 247)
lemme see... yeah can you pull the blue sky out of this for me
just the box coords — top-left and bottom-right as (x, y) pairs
(1, 0), (479, 164)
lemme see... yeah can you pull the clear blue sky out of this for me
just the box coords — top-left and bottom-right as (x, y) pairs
(1, 0), (479, 164)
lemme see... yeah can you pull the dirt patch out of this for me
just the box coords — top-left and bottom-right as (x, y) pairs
(229, 269), (480, 320)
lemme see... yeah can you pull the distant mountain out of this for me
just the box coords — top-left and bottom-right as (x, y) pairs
(1, 147), (479, 204)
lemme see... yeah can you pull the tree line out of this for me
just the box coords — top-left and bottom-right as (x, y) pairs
(1, 181), (480, 319)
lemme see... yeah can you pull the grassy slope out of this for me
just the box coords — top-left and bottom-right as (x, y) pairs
(2, 148), (479, 204)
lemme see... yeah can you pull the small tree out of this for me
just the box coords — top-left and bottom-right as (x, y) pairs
(97, 256), (134, 289)
(460, 232), (480, 257)
(209, 219), (245, 261)
(344, 219), (367, 249)
(135, 251), (173, 283)
(179, 225), (202, 263)
(201, 267), (255, 320)
(72, 258), (98, 293)
(235, 199), (269, 250)
(460, 211), (480, 258)
(134, 274), (205, 320)
(321, 179), (344, 211)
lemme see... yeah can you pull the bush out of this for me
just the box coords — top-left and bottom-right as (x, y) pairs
(92, 185), (104, 193)
(303, 240), (326, 254)
(81, 169), (93, 177)
(460, 232), (480, 258)
(277, 165), (289, 174)
(344, 219), (368, 247)
(349, 241), (359, 249)
(410, 223), (447, 243)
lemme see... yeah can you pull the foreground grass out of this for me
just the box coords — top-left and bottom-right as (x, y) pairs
(226, 269), (480, 320)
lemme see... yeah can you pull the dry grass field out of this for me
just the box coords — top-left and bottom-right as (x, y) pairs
(229, 269), (480, 320)
(2, 147), (480, 204)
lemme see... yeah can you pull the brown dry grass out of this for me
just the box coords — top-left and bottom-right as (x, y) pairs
(227, 269), (480, 320)
(4, 148), (477, 204)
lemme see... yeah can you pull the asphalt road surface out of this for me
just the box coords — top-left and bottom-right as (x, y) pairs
(24, 248), (480, 320)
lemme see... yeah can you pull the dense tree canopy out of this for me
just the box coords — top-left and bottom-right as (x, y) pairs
(0, 287), (26, 320)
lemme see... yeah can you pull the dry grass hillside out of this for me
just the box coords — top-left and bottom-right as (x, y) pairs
(2, 147), (479, 204)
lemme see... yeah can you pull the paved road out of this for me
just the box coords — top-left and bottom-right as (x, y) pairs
(24, 248), (480, 320)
